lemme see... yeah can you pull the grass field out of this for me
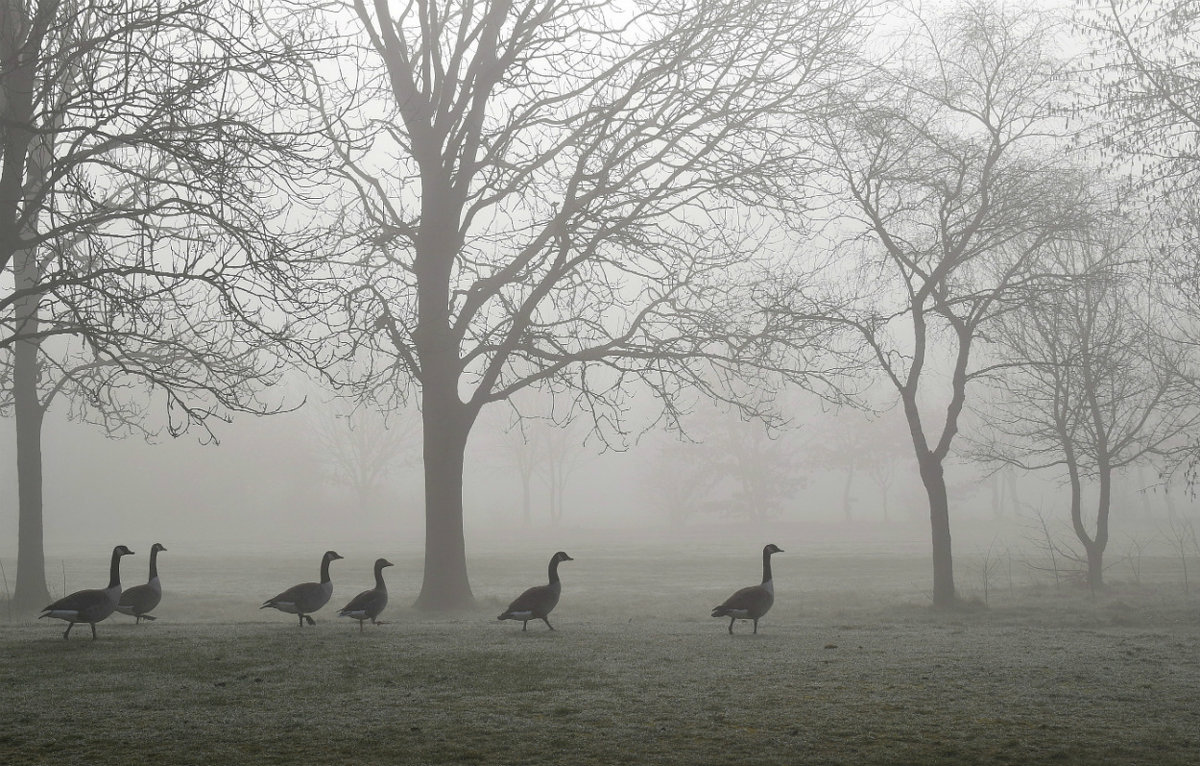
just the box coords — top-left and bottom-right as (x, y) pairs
(2, 538), (1199, 765)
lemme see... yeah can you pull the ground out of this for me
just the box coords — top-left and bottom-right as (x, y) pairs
(1, 538), (1197, 765)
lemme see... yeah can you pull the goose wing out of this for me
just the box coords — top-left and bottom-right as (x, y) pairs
(339, 587), (386, 618)
(43, 588), (109, 614)
(500, 584), (557, 618)
(263, 581), (330, 612)
(117, 582), (161, 615)
(712, 584), (773, 619)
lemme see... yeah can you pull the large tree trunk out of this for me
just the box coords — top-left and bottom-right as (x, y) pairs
(12, 247), (49, 611)
(918, 454), (956, 607)
(414, 393), (475, 610)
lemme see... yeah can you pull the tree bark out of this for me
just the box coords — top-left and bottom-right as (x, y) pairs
(918, 454), (956, 607)
(11, 245), (49, 610)
(414, 387), (475, 610)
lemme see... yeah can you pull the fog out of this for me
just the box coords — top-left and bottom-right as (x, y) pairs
(4, 386), (1196, 569)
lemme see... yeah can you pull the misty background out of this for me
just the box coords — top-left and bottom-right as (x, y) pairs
(4, 0), (1200, 611)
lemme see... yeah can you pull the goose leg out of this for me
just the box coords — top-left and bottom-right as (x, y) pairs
(63, 622), (74, 640)
(522, 620), (528, 632)
(727, 617), (735, 634)
(297, 614), (305, 628)
(90, 622), (98, 640)
(753, 619), (759, 634)
(359, 620), (364, 634)
(542, 617), (555, 631)
(305, 615), (316, 626)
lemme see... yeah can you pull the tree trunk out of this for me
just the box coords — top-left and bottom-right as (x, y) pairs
(413, 382), (475, 610)
(1086, 465), (1112, 592)
(918, 454), (956, 607)
(12, 248), (49, 611)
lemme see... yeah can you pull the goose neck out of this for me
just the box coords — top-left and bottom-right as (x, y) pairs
(108, 548), (124, 589)
(761, 549), (773, 585)
(374, 563), (388, 590)
(320, 556), (333, 584)
(148, 547), (159, 580)
(548, 557), (562, 586)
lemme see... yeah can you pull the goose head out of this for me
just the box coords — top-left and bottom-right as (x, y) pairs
(375, 558), (394, 570)
(763, 543), (784, 556)
(150, 543), (167, 554)
(552, 551), (574, 564)
(324, 550), (344, 563)
(115, 545), (136, 557)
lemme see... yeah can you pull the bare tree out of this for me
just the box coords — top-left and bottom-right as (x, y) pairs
(977, 227), (1200, 591)
(0, 0), (322, 609)
(638, 432), (725, 527)
(1076, 0), (1200, 192)
(310, 401), (420, 515)
(761, 1), (1087, 606)
(291, 0), (869, 608)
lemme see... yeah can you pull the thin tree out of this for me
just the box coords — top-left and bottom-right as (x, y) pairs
(760, 1), (1088, 606)
(293, 0), (869, 608)
(974, 229), (1200, 591)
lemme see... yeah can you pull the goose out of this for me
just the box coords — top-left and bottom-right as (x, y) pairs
(39, 545), (135, 640)
(261, 550), (343, 626)
(711, 543), (784, 634)
(338, 558), (393, 632)
(498, 551), (573, 631)
(117, 542), (166, 624)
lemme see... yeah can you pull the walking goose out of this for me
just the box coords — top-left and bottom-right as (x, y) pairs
(711, 543), (784, 634)
(39, 545), (135, 640)
(498, 551), (573, 631)
(117, 542), (166, 623)
(261, 550), (343, 626)
(338, 558), (393, 632)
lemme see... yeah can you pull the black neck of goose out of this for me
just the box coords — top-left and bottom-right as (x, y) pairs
(548, 557), (562, 586)
(149, 548), (160, 580)
(374, 563), (388, 589)
(761, 549), (773, 585)
(320, 556), (333, 584)
(108, 549), (123, 589)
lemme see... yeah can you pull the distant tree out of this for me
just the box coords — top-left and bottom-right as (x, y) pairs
(761, 1), (1088, 606)
(483, 407), (589, 527)
(809, 410), (913, 522)
(310, 402), (420, 515)
(975, 228), (1200, 590)
(294, 0), (870, 608)
(638, 432), (725, 526)
(0, 0), (318, 610)
(641, 400), (804, 524)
